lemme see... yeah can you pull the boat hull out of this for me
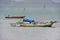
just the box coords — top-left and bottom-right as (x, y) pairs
(20, 23), (52, 27)
(10, 23), (52, 27)
(5, 16), (25, 18)
(9, 21), (57, 27)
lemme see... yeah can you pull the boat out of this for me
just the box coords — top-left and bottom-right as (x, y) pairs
(10, 21), (57, 27)
(20, 21), (56, 27)
(5, 8), (26, 19)
(5, 16), (25, 18)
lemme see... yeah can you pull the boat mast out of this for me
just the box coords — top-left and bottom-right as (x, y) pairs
(24, 8), (25, 11)
(44, 3), (46, 8)
(44, 0), (46, 8)
(23, 8), (25, 14)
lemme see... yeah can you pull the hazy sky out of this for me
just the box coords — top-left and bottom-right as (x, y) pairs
(0, 0), (60, 4)
(0, 0), (60, 8)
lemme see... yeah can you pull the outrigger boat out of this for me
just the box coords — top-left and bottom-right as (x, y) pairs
(10, 21), (57, 27)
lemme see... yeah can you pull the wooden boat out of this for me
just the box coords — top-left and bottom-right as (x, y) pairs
(5, 16), (25, 18)
(20, 21), (57, 27)
(10, 21), (57, 27)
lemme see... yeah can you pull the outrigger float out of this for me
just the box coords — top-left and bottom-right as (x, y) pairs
(10, 21), (57, 27)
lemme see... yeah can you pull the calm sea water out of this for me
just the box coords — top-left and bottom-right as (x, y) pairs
(0, 6), (60, 40)
(0, 5), (60, 27)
